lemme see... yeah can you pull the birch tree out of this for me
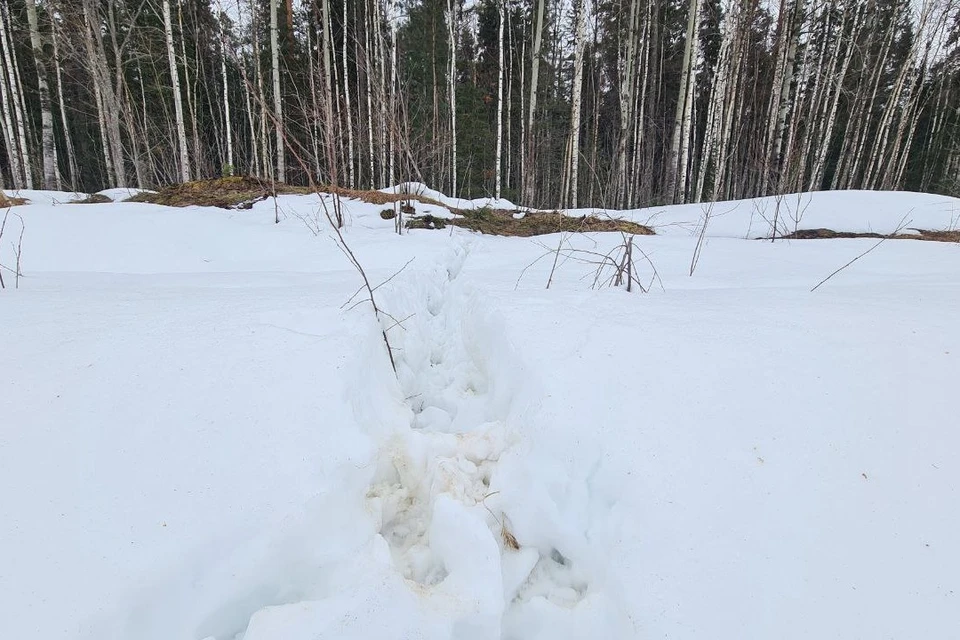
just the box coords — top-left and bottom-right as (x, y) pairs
(494, 0), (505, 201)
(522, 0), (545, 205)
(0, 3), (31, 189)
(24, 0), (56, 188)
(447, 0), (458, 195)
(270, 0), (285, 182)
(566, 0), (588, 208)
(665, 0), (700, 203)
(163, 0), (191, 183)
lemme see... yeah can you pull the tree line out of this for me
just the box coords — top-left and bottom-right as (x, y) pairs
(1, 0), (958, 208)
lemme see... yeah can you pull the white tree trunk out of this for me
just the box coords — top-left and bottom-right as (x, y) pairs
(0, 15), (22, 189)
(0, 4), (32, 189)
(163, 0), (191, 183)
(322, 0), (338, 184)
(614, 0), (640, 207)
(495, 0), (505, 201)
(389, 0), (397, 186)
(270, 0), (285, 182)
(566, 0), (587, 208)
(176, 3), (200, 179)
(220, 29), (233, 175)
(676, 0), (700, 203)
(523, 0), (545, 204)
(24, 0), (56, 188)
(666, 0), (699, 203)
(343, 0), (355, 188)
(362, 3), (375, 188)
(447, 0), (458, 195)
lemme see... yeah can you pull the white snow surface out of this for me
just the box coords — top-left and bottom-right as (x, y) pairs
(96, 187), (153, 201)
(381, 181), (519, 211)
(3, 188), (85, 205)
(567, 189), (960, 237)
(1, 189), (959, 640)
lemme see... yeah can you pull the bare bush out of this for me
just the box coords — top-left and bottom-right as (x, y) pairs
(0, 208), (25, 289)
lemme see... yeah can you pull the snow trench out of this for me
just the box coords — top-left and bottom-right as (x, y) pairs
(350, 245), (631, 639)
(200, 246), (633, 640)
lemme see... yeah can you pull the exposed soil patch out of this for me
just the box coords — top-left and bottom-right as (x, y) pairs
(118, 179), (655, 237)
(0, 194), (27, 208)
(128, 177), (311, 209)
(406, 214), (447, 230)
(70, 193), (114, 204)
(128, 179), (448, 211)
(439, 208), (654, 237)
(321, 185), (447, 208)
(776, 228), (960, 243)
(911, 229), (960, 243)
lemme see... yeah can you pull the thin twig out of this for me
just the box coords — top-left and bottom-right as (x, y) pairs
(811, 214), (912, 292)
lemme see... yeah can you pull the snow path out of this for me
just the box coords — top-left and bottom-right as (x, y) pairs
(354, 245), (632, 639)
(229, 246), (634, 640)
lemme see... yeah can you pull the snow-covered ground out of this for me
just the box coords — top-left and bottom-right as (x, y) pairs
(2, 188), (959, 640)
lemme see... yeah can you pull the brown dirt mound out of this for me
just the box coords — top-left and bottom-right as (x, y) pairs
(0, 193), (27, 208)
(321, 185), (447, 208)
(406, 214), (448, 230)
(777, 228), (960, 243)
(441, 208), (654, 237)
(128, 179), (446, 211)
(128, 177), (311, 209)
(70, 193), (113, 204)
(120, 180), (655, 237)
(912, 229), (960, 242)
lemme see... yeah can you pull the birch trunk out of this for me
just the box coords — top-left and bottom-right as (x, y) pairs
(494, 0), (505, 201)
(810, 2), (862, 191)
(322, 0), (338, 184)
(220, 30), (233, 175)
(177, 3), (200, 179)
(614, 0), (640, 207)
(54, 0), (80, 187)
(566, 0), (587, 208)
(270, 0), (285, 182)
(343, 0), (355, 187)
(25, 0), (56, 188)
(0, 13), (22, 189)
(364, 3), (375, 187)
(389, 0), (397, 186)
(665, 0), (699, 203)
(447, 0), (457, 195)
(762, 0), (798, 193)
(523, 0), (545, 204)
(0, 4), (32, 189)
(163, 0), (190, 183)
(676, 2), (700, 203)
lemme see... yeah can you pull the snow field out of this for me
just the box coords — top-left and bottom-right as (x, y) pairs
(2, 186), (959, 640)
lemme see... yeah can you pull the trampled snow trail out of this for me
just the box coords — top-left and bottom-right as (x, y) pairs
(360, 245), (633, 639)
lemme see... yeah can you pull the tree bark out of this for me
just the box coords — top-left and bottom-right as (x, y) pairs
(666, 0), (699, 203)
(270, 0), (285, 182)
(24, 0), (56, 188)
(163, 0), (191, 183)
(0, 3), (32, 189)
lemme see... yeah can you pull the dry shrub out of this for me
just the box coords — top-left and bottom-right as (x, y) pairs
(777, 227), (960, 243)
(70, 193), (114, 205)
(444, 208), (654, 237)
(0, 193), (27, 208)
(128, 177), (311, 209)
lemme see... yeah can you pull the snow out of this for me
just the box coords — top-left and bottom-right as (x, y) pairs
(3, 188), (84, 205)
(565, 189), (960, 238)
(96, 187), (153, 201)
(381, 181), (519, 211)
(1, 188), (958, 640)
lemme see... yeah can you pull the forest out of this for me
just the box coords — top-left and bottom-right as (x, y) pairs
(0, 0), (958, 209)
